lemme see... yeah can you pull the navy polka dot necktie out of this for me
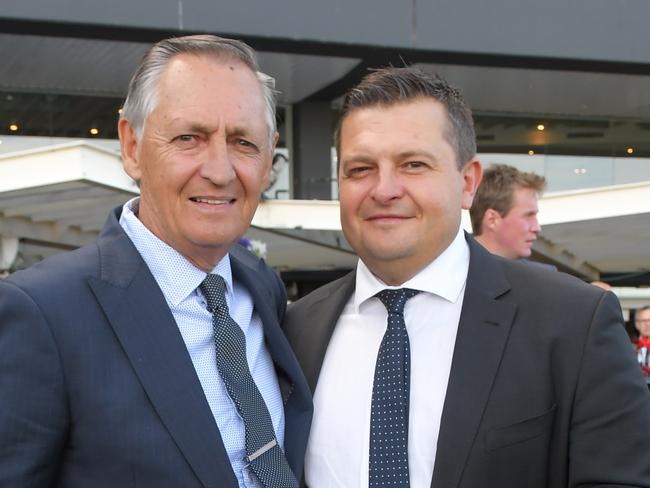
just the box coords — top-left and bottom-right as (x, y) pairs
(370, 288), (421, 488)
(200, 274), (298, 488)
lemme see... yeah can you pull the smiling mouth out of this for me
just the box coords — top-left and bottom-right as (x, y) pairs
(190, 197), (235, 205)
(367, 215), (408, 221)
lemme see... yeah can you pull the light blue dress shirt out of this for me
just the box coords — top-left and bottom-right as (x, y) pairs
(119, 198), (285, 487)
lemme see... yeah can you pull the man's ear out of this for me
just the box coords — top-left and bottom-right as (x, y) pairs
(483, 208), (502, 232)
(461, 159), (482, 210)
(118, 118), (141, 182)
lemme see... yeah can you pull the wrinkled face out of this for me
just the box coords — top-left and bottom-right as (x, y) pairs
(119, 54), (276, 271)
(338, 98), (481, 285)
(636, 309), (650, 338)
(493, 186), (541, 259)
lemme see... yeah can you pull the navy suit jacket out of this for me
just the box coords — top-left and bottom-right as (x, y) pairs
(284, 234), (650, 488)
(0, 207), (312, 487)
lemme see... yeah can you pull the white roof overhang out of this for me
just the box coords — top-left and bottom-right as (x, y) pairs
(0, 142), (137, 268)
(1, 142), (648, 292)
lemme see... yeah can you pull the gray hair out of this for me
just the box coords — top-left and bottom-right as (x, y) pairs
(121, 34), (277, 141)
(335, 66), (476, 169)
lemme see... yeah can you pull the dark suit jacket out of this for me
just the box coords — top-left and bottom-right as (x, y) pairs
(0, 207), (312, 487)
(284, 235), (650, 488)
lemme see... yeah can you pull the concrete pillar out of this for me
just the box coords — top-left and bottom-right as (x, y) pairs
(291, 101), (336, 200)
(0, 236), (19, 271)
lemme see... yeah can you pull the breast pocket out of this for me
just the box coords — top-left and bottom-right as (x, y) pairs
(485, 404), (557, 451)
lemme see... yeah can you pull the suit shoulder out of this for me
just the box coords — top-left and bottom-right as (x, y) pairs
(6, 243), (100, 294)
(498, 256), (608, 309)
(229, 243), (286, 304)
(230, 243), (276, 279)
(288, 272), (354, 313)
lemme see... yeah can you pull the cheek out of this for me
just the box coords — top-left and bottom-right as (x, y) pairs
(516, 219), (529, 233)
(236, 156), (270, 182)
(501, 222), (520, 242)
(338, 184), (356, 207)
(343, 192), (366, 220)
(338, 190), (361, 226)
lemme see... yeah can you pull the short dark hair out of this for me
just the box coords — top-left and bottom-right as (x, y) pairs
(470, 164), (547, 235)
(334, 66), (476, 169)
(637, 305), (650, 317)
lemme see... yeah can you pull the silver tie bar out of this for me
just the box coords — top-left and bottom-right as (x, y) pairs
(246, 439), (277, 463)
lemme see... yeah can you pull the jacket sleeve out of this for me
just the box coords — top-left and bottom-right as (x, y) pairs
(569, 291), (650, 487)
(0, 281), (68, 486)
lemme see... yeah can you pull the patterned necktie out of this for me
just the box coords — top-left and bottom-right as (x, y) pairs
(200, 274), (298, 488)
(369, 288), (421, 488)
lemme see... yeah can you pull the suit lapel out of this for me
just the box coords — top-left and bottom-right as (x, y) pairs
(230, 254), (294, 400)
(88, 209), (236, 488)
(287, 271), (355, 393)
(431, 236), (516, 488)
(229, 248), (312, 477)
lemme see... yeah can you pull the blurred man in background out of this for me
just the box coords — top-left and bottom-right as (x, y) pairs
(470, 164), (545, 259)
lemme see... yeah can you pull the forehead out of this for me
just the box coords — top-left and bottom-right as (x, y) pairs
(638, 309), (650, 320)
(512, 186), (539, 206)
(152, 54), (267, 126)
(340, 98), (450, 143)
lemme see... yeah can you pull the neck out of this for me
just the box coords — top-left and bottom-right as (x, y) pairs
(475, 234), (512, 259)
(364, 256), (431, 286)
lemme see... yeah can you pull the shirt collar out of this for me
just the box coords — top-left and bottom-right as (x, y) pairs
(119, 197), (234, 308)
(354, 226), (469, 311)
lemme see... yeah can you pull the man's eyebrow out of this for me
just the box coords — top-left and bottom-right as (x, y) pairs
(341, 149), (437, 165)
(341, 154), (375, 165)
(394, 149), (436, 160)
(188, 123), (212, 133)
(168, 121), (261, 139)
(166, 119), (211, 134)
(228, 125), (254, 137)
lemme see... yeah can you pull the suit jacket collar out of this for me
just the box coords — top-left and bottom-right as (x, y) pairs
(88, 207), (311, 486)
(88, 207), (234, 487)
(290, 270), (356, 394)
(228, 245), (312, 476)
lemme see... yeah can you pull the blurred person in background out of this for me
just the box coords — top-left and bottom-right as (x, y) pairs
(635, 305), (650, 375)
(470, 163), (545, 260)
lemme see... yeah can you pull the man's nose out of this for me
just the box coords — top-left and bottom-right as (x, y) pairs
(531, 216), (541, 234)
(371, 166), (404, 203)
(200, 138), (236, 185)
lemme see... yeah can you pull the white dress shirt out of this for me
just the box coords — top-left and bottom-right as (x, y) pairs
(305, 227), (469, 488)
(119, 197), (284, 488)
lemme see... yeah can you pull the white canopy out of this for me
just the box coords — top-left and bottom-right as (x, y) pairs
(1, 141), (649, 312)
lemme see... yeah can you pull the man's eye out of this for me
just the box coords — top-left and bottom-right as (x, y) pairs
(236, 138), (258, 151)
(405, 161), (425, 169)
(346, 166), (370, 176)
(171, 134), (202, 149)
(173, 134), (197, 144)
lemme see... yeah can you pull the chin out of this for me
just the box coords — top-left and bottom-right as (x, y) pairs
(186, 233), (232, 249)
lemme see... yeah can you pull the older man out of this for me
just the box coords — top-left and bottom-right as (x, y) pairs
(0, 35), (311, 487)
(283, 67), (650, 488)
(470, 164), (546, 260)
